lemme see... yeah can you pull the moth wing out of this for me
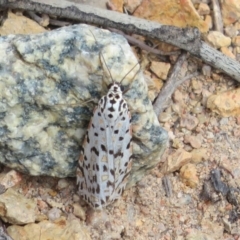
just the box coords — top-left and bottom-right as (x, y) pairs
(77, 106), (102, 208)
(77, 98), (132, 208)
(77, 104), (115, 209)
(109, 109), (132, 201)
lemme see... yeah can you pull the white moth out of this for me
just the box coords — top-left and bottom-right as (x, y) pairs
(77, 33), (139, 209)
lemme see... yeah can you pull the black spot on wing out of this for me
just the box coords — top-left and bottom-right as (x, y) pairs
(94, 203), (99, 208)
(108, 106), (115, 112)
(78, 165), (84, 174)
(110, 169), (114, 176)
(101, 144), (107, 152)
(93, 174), (97, 182)
(119, 136), (124, 141)
(107, 181), (114, 187)
(118, 99), (124, 111)
(110, 99), (117, 104)
(103, 165), (108, 172)
(96, 164), (99, 171)
(118, 188), (122, 194)
(103, 96), (107, 109)
(114, 151), (123, 158)
(91, 146), (99, 156)
(96, 184), (100, 194)
(122, 171), (130, 182)
(86, 133), (90, 143)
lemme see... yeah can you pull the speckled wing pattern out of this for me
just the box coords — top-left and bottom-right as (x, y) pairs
(77, 82), (132, 209)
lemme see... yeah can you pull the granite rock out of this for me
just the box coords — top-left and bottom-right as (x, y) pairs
(7, 215), (91, 240)
(0, 188), (37, 225)
(207, 88), (240, 117)
(0, 24), (168, 186)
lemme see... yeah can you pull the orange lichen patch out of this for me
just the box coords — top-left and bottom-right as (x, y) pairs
(107, 0), (124, 12)
(221, 0), (240, 26)
(207, 88), (240, 117)
(133, 0), (209, 33)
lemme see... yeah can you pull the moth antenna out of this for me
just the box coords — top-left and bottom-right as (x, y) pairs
(120, 61), (140, 84)
(123, 62), (141, 94)
(89, 30), (114, 83)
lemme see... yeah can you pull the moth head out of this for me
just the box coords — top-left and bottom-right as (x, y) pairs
(107, 82), (123, 99)
(108, 82), (124, 92)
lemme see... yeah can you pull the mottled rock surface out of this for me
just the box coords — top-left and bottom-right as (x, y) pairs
(222, 0), (240, 25)
(133, 0), (209, 32)
(207, 88), (240, 117)
(0, 11), (46, 35)
(0, 188), (37, 225)
(0, 24), (168, 186)
(206, 31), (231, 48)
(7, 215), (91, 240)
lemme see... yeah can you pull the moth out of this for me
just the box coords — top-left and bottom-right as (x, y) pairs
(77, 32), (140, 209)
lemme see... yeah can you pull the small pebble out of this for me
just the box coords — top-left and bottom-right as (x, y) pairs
(47, 207), (62, 221)
(202, 65), (211, 77)
(198, 2), (210, 15)
(73, 203), (86, 221)
(57, 179), (69, 190)
(180, 114), (199, 130)
(224, 25), (237, 38)
(158, 112), (171, 123)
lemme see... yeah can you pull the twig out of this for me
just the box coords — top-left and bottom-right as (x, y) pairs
(162, 176), (172, 197)
(153, 52), (199, 116)
(1, 0), (240, 81)
(27, 5), (71, 27)
(211, 0), (223, 32)
(26, 10), (49, 27)
(109, 28), (180, 56)
(0, 9), (7, 26)
(49, 19), (71, 27)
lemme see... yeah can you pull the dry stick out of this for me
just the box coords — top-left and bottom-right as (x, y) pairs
(49, 18), (71, 27)
(153, 52), (199, 116)
(109, 28), (180, 56)
(26, 10), (49, 27)
(162, 176), (172, 197)
(211, 0), (223, 33)
(0, 9), (7, 26)
(1, 0), (240, 82)
(27, 10), (71, 27)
